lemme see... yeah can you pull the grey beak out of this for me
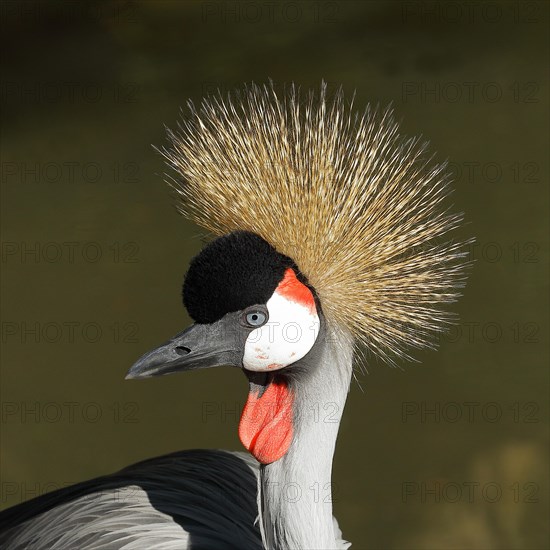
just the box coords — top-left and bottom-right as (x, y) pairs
(126, 315), (242, 379)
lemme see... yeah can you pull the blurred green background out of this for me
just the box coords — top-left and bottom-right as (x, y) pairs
(1, 1), (548, 548)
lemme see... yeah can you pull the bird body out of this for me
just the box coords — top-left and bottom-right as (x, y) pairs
(0, 448), (350, 549)
(0, 450), (262, 549)
(0, 83), (469, 549)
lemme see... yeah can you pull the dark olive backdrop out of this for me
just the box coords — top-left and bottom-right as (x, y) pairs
(1, 1), (548, 548)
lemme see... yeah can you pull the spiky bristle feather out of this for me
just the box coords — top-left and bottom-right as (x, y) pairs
(162, 83), (470, 364)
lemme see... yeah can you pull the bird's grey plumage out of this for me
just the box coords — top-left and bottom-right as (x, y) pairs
(0, 450), (262, 549)
(257, 323), (354, 550)
(0, 449), (350, 549)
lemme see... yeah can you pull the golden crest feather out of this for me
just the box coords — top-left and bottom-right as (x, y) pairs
(161, 82), (469, 364)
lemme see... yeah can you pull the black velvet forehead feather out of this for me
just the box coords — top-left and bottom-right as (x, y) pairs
(183, 231), (300, 324)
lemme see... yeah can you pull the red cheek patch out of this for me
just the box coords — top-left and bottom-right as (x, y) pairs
(238, 379), (294, 464)
(275, 268), (316, 313)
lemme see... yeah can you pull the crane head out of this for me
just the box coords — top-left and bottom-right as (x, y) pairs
(126, 230), (322, 464)
(126, 82), (471, 465)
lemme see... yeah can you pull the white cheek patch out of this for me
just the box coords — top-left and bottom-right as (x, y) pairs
(243, 292), (319, 371)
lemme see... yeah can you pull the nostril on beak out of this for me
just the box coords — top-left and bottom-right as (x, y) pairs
(174, 346), (191, 356)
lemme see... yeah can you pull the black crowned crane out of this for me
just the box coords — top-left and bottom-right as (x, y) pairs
(0, 84), (469, 549)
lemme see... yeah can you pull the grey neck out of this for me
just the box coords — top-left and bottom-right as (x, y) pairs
(258, 324), (354, 550)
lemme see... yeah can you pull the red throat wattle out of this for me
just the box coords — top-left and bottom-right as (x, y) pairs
(238, 378), (294, 464)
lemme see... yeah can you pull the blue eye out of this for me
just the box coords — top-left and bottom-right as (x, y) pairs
(244, 309), (268, 327)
